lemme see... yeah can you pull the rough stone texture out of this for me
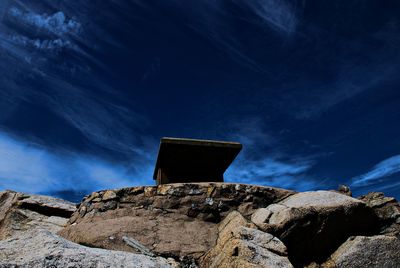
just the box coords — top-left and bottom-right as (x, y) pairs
(3, 185), (400, 268)
(0, 229), (178, 268)
(201, 211), (293, 268)
(359, 192), (400, 237)
(59, 183), (294, 261)
(255, 191), (379, 266)
(0, 190), (76, 239)
(322, 235), (400, 268)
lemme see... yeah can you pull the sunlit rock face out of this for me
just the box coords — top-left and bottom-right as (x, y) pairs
(59, 183), (294, 259)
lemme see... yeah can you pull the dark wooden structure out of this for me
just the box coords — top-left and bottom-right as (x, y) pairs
(153, 137), (242, 185)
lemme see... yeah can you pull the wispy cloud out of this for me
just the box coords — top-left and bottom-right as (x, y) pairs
(9, 8), (81, 35)
(351, 154), (400, 187)
(294, 62), (398, 120)
(0, 131), (154, 195)
(225, 156), (316, 190)
(0, 2), (150, 156)
(239, 0), (300, 35)
(2, 6), (81, 52)
(10, 35), (75, 51)
(167, 0), (301, 72)
(223, 117), (320, 191)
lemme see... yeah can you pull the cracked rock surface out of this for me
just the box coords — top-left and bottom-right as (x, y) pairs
(201, 211), (293, 268)
(0, 190), (76, 239)
(59, 183), (294, 260)
(0, 229), (178, 268)
(1, 184), (400, 267)
(251, 191), (379, 266)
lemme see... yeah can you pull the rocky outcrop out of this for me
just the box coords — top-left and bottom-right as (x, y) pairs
(359, 192), (400, 237)
(322, 235), (400, 268)
(250, 191), (378, 266)
(0, 190), (76, 239)
(201, 211), (293, 268)
(0, 229), (178, 268)
(59, 183), (294, 260)
(1, 184), (400, 268)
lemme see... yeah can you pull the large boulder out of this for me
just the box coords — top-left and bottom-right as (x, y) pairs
(0, 190), (76, 239)
(322, 235), (400, 268)
(201, 211), (293, 268)
(250, 191), (378, 266)
(0, 229), (177, 268)
(359, 192), (400, 237)
(59, 183), (294, 261)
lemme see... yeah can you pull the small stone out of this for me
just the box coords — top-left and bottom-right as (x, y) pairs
(129, 187), (145, 195)
(100, 201), (118, 211)
(206, 186), (215, 197)
(144, 187), (156, 197)
(338, 184), (352, 196)
(157, 185), (172, 195)
(102, 191), (117, 201)
(69, 212), (79, 224)
(188, 188), (203, 195)
(86, 192), (100, 202)
(79, 206), (87, 217)
(205, 198), (214, 206)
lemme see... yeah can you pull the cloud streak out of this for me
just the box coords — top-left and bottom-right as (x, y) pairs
(225, 156), (317, 191)
(239, 0), (300, 35)
(0, 1), (150, 157)
(351, 154), (400, 187)
(222, 117), (320, 191)
(0, 131), (154, 196)
(164, 0), (301, 72)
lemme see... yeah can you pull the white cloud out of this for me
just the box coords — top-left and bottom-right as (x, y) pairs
(9, 8), (81, 36)
(0, 6), (83, 54)
(0, 131), (154, 194)
(351, 154), (400, 187)
(0, 3), (148, 156)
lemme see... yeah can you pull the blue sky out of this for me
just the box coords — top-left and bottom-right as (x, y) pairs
(0, 0), (400, 202)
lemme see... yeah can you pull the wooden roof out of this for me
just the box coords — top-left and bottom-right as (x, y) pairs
(152, 137), (242, 180)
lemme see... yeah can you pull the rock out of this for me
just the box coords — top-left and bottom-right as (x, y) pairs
(337, 185), (352, 196)
(17, 193), (76, 217)
(280, 190), (362, 208)
(102, 190), (118, 201)
(0, 190), (76, 239)
(257, 191), (378, 266)
(217, 211), (256, 246)
(359, 192), (400, 237)
(59, 183), (294, 261)
(201, 211), (293, 268)
(251, 204), (287, 231)
(322, 235), (400, 268)
(123, 235), (155, 256)
(0, 229), (178, 268)
(4, 185), (400, 268)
